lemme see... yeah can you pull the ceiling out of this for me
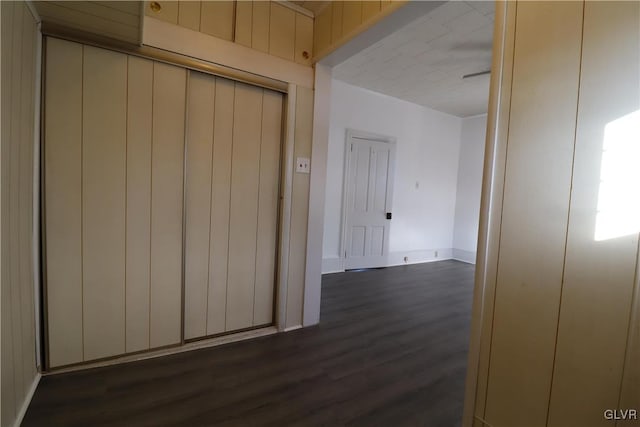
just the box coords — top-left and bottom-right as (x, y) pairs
(332, 1), (495, 117)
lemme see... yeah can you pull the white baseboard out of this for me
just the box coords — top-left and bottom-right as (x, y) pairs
(14, 373), (41, 427)
(385, 248), (453, 267)
(284, 325), (302, 332)
(322, 248), (455, 273)
(322, 257), (344, 274)
(452, 248), (477, 264)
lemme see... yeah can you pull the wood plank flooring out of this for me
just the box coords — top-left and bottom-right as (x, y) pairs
(24, 260), (475, 426)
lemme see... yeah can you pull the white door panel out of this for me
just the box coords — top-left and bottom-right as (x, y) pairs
(343, 132), (396, 270)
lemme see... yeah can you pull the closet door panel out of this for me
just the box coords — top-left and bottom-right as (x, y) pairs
(226, 83), (263, 331)
(150, 62), (186, 348)
(254, 90), (282, 325)
(45, 38), (84, 368)
(126, 56), (153, 353)
(184, 71), (215, 340)
(81, 46), (127, 361)
(206, 78), (234, 335)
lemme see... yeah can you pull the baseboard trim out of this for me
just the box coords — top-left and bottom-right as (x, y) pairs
(284, 325), (302, 332)
(322, 257), (343, 274)
(322, 248), (456, 273)
(14, 373), (41, 427)
(452, 248), (477, 264)
(45, 326), (278, 376)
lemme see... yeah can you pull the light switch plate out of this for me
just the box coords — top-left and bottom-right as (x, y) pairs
(296, 157), (310, 174)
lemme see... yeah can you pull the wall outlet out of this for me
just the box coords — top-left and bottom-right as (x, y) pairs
(295, 157), (310, 174)
(403, 256), (408, 263)
(434, 250), (438, 258)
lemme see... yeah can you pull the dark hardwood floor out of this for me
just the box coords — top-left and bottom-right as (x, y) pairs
(24, 260), (475, 427)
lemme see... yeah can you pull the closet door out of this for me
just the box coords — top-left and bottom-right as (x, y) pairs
(44, 38), (186, 368)
(184, 72), (283, 340)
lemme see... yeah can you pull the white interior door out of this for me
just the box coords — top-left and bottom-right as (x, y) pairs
(343, 131), (396, 270)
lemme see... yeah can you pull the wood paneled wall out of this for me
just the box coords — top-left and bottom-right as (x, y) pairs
(145, 1), (313, 66)
(33, 1), (142, 44)
(313, 0), (404, 61)
(45, 38), (186, 368)
(1, 2), (39, 426)
(471, 2), (640, 426)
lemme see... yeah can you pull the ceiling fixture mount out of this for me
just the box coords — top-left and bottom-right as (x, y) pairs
(462, 70), (491, 79)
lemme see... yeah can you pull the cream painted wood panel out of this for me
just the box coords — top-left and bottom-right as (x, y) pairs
(81, 46), (127, 361)
(43, 1), (140, 27)
(269, 2), (296, 61)
(45, 38), (84, 368)
(9, 1), (26, 403)
(621, 274), (640, 427)
(18, 3), (37, 395)
(1, 3), (39, 423)
(234, 0), (252, 46)
(98, 1), (141, 15)
(207, 78), (234, 335)
(286, 86), (313, 328)
(330, 1), (342, 44)
(547, 2), (640, 426)
(294, 13), (313, 65)
(126, 56), (153, 353)
(146, 0), (178, 24)
(314, 3), (332, 56)
(35, 1), (141, 44)
(342, 1), (362, 35)
(150, 62), (186, 348)
(252, 1), (270, 53)
(1, 2), (17, 421)
(226, 83), (263, 331)
(254, 90), (283, 325)
(178, 0), (200, 31)
(484, 2), (584, 426)
(184, 71), (215, 340)
(362, 1), (381, 22)
(201, 1), (234, 41)
(472, 2), (517, 421)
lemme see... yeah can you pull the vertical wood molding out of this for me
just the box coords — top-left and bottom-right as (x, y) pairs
(285, 85), (313, 329)
(277, 84), (296, 331)
(464, 2), (516, 424)
(303, 64), (330, 327)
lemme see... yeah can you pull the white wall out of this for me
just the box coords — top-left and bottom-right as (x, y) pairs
(452, 114), (487, 264)
(322, 79), (462, 273)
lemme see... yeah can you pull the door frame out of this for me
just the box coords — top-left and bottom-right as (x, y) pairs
(339, 129), (397, 271)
